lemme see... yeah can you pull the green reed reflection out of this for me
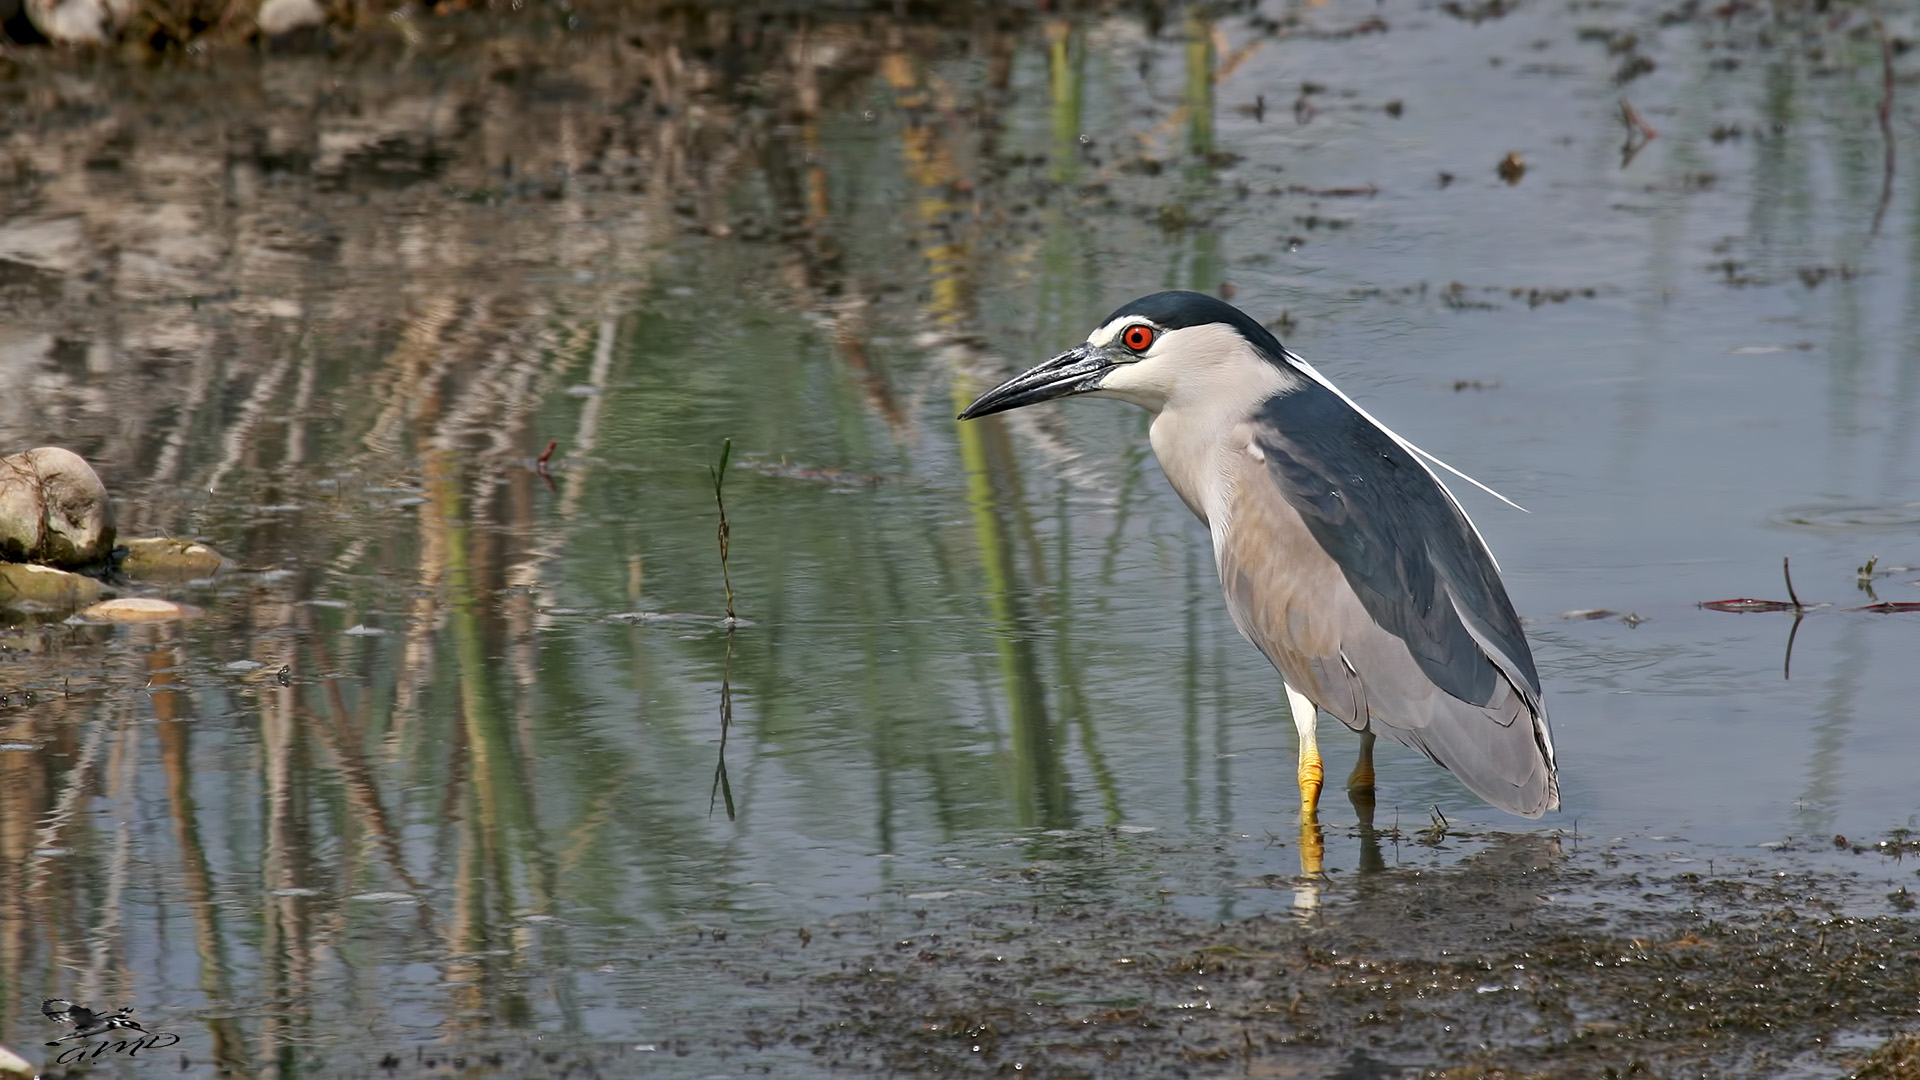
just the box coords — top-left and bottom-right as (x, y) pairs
(891, 30), (1078, 829)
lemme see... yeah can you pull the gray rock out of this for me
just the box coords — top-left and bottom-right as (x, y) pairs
(0, 562), (104, 611)
(0, 447), (116, 568)
(121, 536), (229, 579)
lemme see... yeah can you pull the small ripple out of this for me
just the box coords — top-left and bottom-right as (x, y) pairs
(1773, 501), (1920, 531)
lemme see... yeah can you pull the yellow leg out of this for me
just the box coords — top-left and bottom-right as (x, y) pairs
(1347, 730), (1376, 794)
(1286, 683), (1323, 814)
(1285, 683), (1325, 880)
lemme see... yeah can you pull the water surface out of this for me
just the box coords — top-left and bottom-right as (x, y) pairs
(1, 1), (1917, 1075)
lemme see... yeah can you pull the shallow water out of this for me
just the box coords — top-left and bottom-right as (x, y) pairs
(1, 0), (1918, 1075)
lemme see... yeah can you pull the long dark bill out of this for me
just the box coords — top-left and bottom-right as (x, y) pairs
(956, 345), (1113, 420)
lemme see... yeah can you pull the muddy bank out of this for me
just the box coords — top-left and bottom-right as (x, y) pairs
(766, 838), (1920, 1078)
(289, 830), (1920, 1079)
(0, 0), (902, 51)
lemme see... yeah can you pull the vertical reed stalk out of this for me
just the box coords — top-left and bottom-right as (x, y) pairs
(710, 439), (737, 819)
(711, 439), (736, 624)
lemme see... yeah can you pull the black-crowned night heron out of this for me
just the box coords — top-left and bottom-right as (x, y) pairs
(959, 291), (1558, 821)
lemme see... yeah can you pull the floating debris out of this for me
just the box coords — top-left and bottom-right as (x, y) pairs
(1699, 598), (1797, 613)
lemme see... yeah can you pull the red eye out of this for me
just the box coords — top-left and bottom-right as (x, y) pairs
(1122, 324), (1155, 351)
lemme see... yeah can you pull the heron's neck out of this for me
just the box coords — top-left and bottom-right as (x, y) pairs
(1146, 369), (1300, 529)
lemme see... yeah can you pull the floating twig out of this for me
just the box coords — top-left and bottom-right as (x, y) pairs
(1619, 98), (1658, 169)
(1619, 98), (1657, 141)
(710, 636), (737, 821)
(709, 439), (736, 624)
(1699, 598), (1796, 613)
(1778, 554), (1805, 678)
(709, 438), (739, 821)
(1702, 558), (1920, 615)
(1699, 557), (1920, 677)
(1783, 606), (1804, 680)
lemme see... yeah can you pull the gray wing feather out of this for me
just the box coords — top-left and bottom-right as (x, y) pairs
(1214, 387), (1557, 816)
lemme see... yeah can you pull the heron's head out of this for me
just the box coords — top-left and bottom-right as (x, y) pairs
(958, 290), (1295, 420)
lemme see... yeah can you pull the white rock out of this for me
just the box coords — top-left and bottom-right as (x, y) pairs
(257, 0), (325, 37)
(79, 597), (204, 623)
(25, 0), (135, 44)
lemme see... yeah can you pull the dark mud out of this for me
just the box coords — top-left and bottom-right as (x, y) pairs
(777, 845), (1920, 1079)
(293, 830), (1920, 1079)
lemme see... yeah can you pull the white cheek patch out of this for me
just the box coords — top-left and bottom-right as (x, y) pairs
(1095, 322), (1303, 413)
